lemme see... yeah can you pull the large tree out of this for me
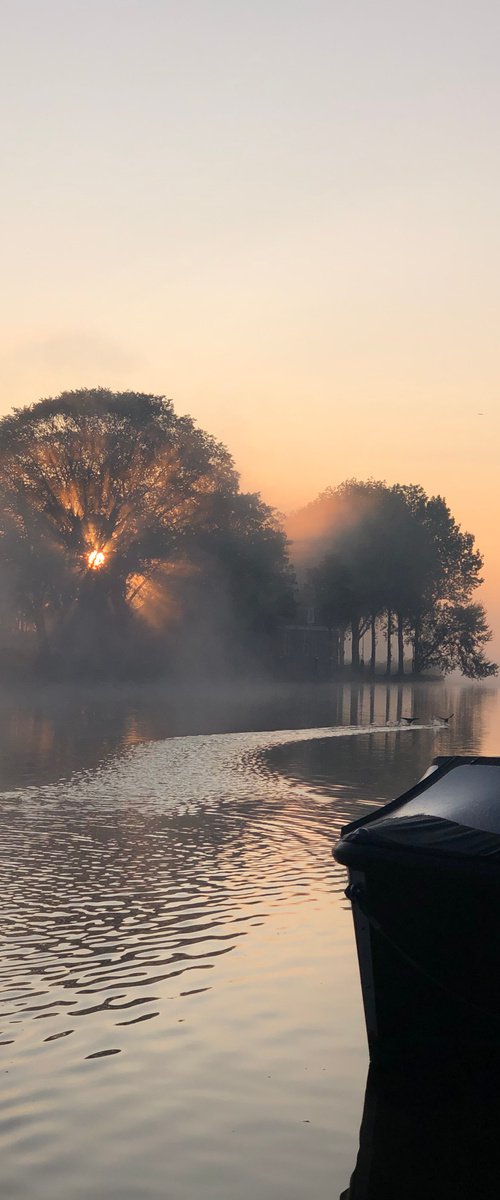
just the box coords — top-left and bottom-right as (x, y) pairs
(307, 481), (388, 669)
(299, 479), (496, 679)
(0, 388), (295, 675)
(391, 486), (490, 676)
(412, 601), (496, 679)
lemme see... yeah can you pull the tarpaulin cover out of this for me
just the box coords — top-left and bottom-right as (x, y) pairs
(339, 759), (500, 860)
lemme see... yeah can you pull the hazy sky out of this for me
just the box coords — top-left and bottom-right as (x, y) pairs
(2, 1), (500, 648)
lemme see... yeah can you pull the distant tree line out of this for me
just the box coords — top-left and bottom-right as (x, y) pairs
(295, 480), (496, 679)
(0, 390), (495, 680)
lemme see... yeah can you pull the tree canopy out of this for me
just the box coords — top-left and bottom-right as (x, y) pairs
(291, 479), (496, 679)
(0, 388), (295, 676)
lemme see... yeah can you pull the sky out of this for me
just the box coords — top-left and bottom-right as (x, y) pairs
(1, 0), (500, 651)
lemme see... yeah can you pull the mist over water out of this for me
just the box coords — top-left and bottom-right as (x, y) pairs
(0, 679), (498, 1199)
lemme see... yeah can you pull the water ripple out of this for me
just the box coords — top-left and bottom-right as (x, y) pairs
(0, 722), (409, 1059)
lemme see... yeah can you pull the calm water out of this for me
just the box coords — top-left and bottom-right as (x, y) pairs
(0, 679), (499, 1199)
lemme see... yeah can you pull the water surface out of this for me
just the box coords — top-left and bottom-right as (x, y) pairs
(0, 679), (498, 1199)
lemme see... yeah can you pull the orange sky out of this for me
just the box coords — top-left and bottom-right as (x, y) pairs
(1, 2), (499, 654)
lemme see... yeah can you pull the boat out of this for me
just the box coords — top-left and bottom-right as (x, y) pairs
(334, 755), (500, 1066)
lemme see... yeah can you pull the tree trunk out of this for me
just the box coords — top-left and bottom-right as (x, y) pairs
(31, 596), (49, 655)
(386, 609), (392, 676)
(412, 620), (422, 675)
(397, 612), (405, 677)
(351, 618), (360, 672)
(370, 616), (377, 677)
(330, 628), (339, 673)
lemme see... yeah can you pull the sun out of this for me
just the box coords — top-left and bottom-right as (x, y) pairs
(87, 549), (106, 570)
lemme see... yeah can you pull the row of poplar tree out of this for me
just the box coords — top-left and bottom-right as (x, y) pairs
(292, 480), (496, 679)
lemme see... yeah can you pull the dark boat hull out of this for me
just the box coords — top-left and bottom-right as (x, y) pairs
(339, 848), (500, 1066)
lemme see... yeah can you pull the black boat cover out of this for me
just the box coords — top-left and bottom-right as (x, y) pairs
(338, 757), (500, 861)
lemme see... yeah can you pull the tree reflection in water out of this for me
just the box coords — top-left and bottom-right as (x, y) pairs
(0, 678), (494, 790)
